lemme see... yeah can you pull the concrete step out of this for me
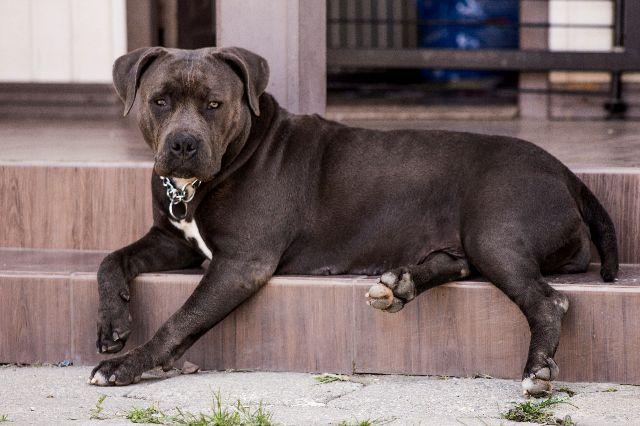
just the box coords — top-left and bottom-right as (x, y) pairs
(0, 119), (153, 251)
(1, 248), (639, 384)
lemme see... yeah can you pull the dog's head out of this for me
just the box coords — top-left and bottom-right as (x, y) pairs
(113, 47), (269, 181)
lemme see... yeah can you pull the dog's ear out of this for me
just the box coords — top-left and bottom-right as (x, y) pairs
(113, 47), (166, 116)
(215, 47), (269, 116)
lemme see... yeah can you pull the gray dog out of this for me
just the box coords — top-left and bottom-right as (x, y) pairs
(90, 46), (618, 396)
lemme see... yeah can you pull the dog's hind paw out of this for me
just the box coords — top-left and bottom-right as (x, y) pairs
(366, 271), (415, 313)
(522, 358), (559, 397)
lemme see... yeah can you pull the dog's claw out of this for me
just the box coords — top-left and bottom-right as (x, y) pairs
(107, 343), (123, 352)
(96, 307), (132, 355)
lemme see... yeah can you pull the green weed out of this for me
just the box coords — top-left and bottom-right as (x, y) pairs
(313, 373), (350, 384)
(556, 386), (576, 397)
(501, 396), (575, 424)
(89, 395), (108, 420)
(123, 391), (273, 425)
(337, 420), (375, 426)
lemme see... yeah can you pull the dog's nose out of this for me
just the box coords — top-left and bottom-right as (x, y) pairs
(167, 133), (199, 159)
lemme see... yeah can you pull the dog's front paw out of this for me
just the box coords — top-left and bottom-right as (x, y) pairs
(89, 351), (146, 386)
(96, 296), (132, 354)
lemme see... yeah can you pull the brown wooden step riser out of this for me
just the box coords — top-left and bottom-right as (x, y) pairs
(578, 172), (640, 263)
(2, 273), (639, 384)
(1, 165), (639, 262)
(0, 164), (152, 251)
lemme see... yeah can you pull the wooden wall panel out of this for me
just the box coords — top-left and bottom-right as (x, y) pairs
(0, 164), (153, 251)
(3, 267), (640, 384)
(354, 270), (640, 383)
(578, 172), (640, 264)
(206, 276), (355, 373)
(70, 274), (356, 374)
(0, 273), (72, 364)
(353, 278), (530, 379)
(1, 165), (636, 260)
(555, 285), (640, 383)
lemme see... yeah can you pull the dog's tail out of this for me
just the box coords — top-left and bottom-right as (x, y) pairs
(572, 176), (619, 282)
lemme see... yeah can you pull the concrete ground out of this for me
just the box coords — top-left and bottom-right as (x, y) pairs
(1, 366), (640, 425)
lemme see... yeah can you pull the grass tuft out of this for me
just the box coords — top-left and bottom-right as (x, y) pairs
(89, 395), (108, 420)
(501, 396), (575, 424)
(602, 387), (618, 393)
(312, 373), (350, 384)
(123, 391), (273, 425)
(0, 414), (8, 422)
(338, 420), (375, 426)
(126, 406), (165, 424)
(556, 386), (576, 397)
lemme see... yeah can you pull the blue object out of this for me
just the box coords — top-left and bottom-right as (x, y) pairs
(417, 0), (519, 81)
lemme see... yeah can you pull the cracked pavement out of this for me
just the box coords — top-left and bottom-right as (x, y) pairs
(2, 365), (640, 425)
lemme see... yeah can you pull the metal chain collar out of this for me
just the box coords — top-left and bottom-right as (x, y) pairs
(160, 176), (202, 221)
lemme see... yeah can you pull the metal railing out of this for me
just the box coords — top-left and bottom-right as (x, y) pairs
(327, 0), (640, 117)
(327, 0), (640, 72)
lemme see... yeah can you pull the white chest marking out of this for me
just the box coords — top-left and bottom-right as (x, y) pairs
(170, 218), (213, 259)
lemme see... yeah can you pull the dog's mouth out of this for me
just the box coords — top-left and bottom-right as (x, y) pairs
(153, 157), (217, 182)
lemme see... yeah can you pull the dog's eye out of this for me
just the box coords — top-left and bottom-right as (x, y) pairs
(154, 99), (167, 107)
(207, 101), (220, 110)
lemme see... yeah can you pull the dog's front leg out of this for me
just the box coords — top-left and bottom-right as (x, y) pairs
(90, 255), (275, 386)
(97, 226), (205, 354)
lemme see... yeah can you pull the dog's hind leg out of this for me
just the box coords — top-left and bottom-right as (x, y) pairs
(366, 252), (470, 313)
(464, 236), (569, 397)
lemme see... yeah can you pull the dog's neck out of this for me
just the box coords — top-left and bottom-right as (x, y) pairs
(207, 93), (281, 186)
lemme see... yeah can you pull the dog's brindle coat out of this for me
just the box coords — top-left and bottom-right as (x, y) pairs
(90, 47), (619, 395)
